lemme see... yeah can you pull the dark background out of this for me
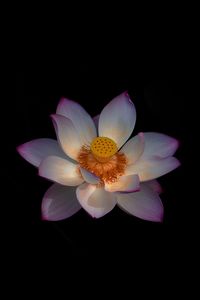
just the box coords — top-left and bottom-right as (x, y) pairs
(13, 67), (194, 267)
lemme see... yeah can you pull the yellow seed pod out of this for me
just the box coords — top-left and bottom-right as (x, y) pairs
(90, 137), (118, 162)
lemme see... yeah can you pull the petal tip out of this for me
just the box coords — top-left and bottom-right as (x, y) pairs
(124, 91), (129, 97)
(16, 144), (23, 154)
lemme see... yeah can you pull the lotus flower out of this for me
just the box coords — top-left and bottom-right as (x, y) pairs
(17, 92), (180, 222)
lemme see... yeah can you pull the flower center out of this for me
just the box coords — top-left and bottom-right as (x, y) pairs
(90, 137), (118, 162)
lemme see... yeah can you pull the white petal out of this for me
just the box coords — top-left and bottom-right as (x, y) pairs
(39, 156), (84, 186)
(125, 156), (180, 181)
(105, 174), (140, 193)
(144, 180), (162, 194)
(98, 92), (136, 148)
(56, 98), (97, 144)
(93, 115), (100, 132)
(17, 138), (68, 167)
(120, 133), (145, 165)
(117, 183), (164, 222)
(42, 183), (81, 221)
(80, 168), (100, 184)
(76, 183), (117, 218)
(141, 132), (179, 159)
(51, 114), (83, 160)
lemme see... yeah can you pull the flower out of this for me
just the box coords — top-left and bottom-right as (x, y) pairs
(17, 92), (180, 222)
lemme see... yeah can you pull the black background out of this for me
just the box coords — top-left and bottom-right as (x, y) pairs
(13, 65), (194, 273)
(6, 4), (198, 295)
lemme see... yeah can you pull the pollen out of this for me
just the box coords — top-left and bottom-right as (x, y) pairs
(90, 137), (118, 162)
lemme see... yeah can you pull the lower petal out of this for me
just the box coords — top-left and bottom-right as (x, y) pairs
(105, 174), (140, 193)
(117, 183), (164, 222)
(76, 183), (117, 218)
(144, 180), (163, 194)
(42, 183), (81, 221)
(39, 156), (84, 186)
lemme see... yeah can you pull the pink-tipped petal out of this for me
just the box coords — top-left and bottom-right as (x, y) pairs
(51, 114), (83, 160)
(56, 98), (97, 144)
(42, 184), (81, 221)
(17, 138), (68, 167)
(105, 174), (140, 193)
(142, 132), (179, 159)
(120, 133), (145, 165)
(125, 156), (180, 181)
(80, 168), (100, 184)
(39, 155), (84, 186)
(144, 180), (163, 194)
(98, 92), (136, 148)
(117, 183), (164, 222)
(76, 183), (117, 218)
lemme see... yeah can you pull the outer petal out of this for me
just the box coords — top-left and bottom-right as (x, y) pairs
(51, 114), (83, 160)
(98, 92), (136, 148)
(42, 183), (81, 221)
(141, 132), (179, 159)
(80, 168), (100, 184)
(39, 156), (84, 186)
(120, 133), (145, 165)
(17, 138), (68, 167)
(144, 180), (163, 194)
(125, 156), (180, 181)
(76, 183), (117, 218)
(117, 183), (164, 222)
(56, 98), (97, 144)
(105, 174), (140, 193)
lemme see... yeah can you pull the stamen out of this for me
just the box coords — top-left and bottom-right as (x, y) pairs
(78, 144), (127, 184)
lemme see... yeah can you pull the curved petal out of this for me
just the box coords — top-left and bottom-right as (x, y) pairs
(56, 98), (97, 144)
(51, 114), (83, 160)
(144, 180), (163, 194)
(141, 132), (179, 159)
(120, 133), (145, 165)
(42, 183), (81, 221)
(17, 138), (68, 167)
(39, 156), (84, 186)
(117, 183), (164, 222)
(105, 174), (140, 193)
(93, 115), (100, 133)
(98, 92), (136, 148)
(76, 183), (117, 218)
(80, 168), (100, 184)
(125, 156), (180, 181)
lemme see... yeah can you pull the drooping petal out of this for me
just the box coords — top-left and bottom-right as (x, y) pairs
(76, 183), (117, 218)
(125, 156), (180, 181)
(98, 92), (136, 148)
(56, 98), (97, 144)
(144, 180), (163, 194)
(80, 168), (100, 184)
(117, 183), (164, 222)
(120, 133), (145, 165)
(17, 138), (68, 167)
(105, 174), (140, 193)
(141, 132), (179, 159)
(39, 156), (84, 186)
(51, 114), (83, 160)
(93, 115), (100, 132)
(42, 183), (81, 221)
